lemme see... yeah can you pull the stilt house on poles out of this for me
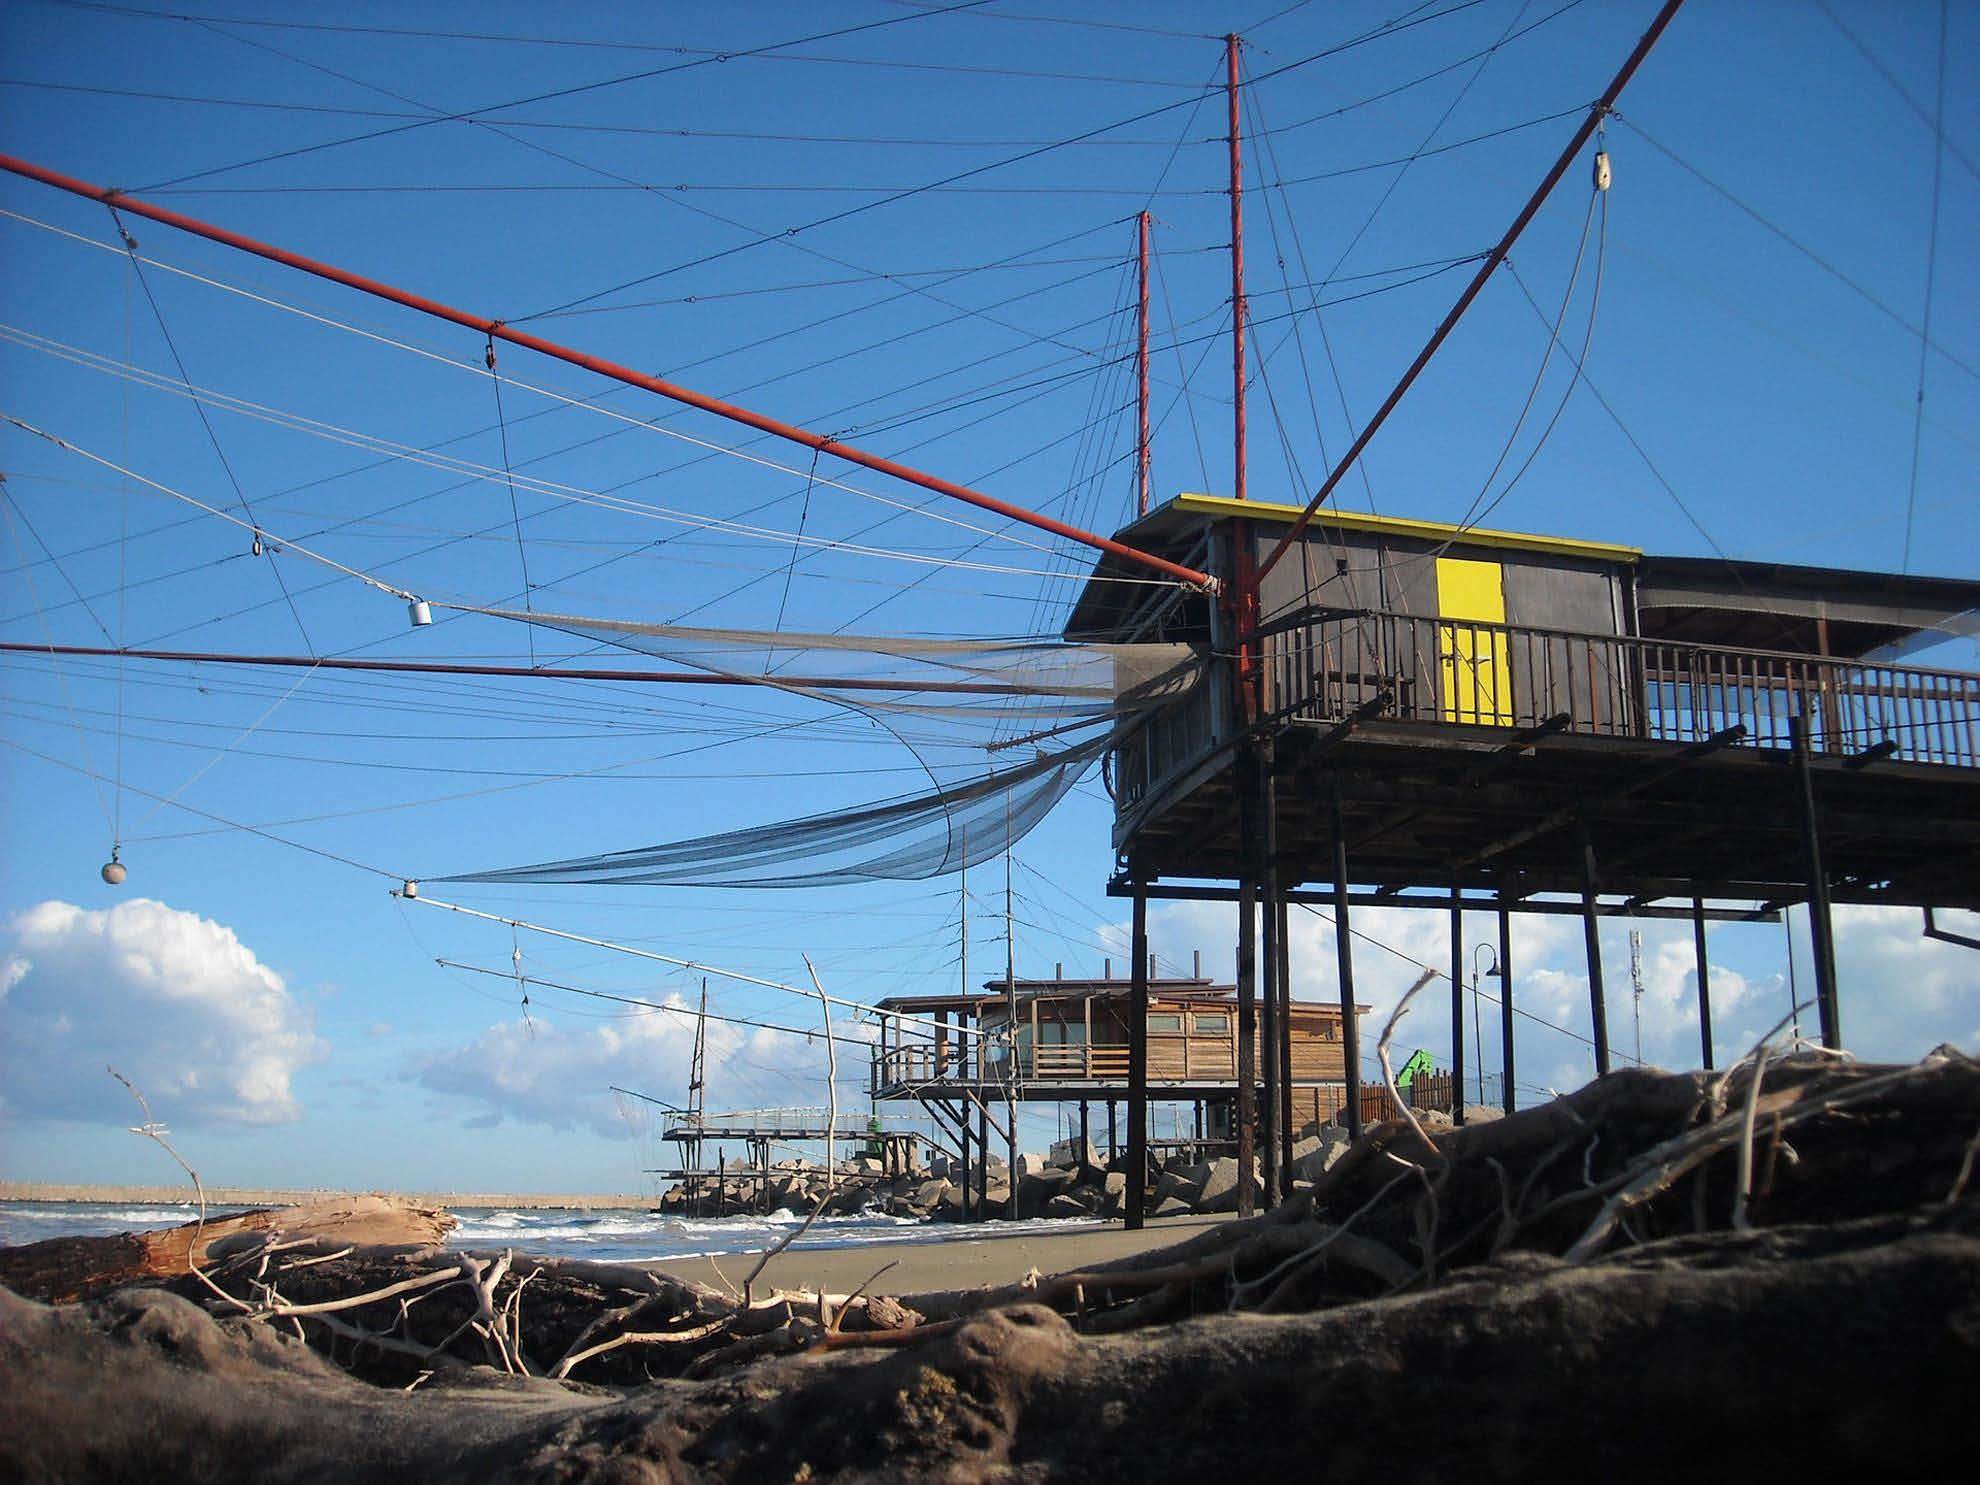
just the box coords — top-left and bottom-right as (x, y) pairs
(1068, 493), (1980, 1226)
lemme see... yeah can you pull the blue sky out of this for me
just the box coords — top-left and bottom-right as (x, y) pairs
(1, 0), (1975, 1195)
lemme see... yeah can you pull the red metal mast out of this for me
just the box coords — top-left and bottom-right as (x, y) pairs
(1227, 34), (1248, 513)
(1136, 210), (1152, 520)
(1225, 35), (1259, 679)
(0, 153), (1218, 594)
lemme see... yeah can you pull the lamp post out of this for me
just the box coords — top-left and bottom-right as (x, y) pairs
(1472, 944), (1500, 1108)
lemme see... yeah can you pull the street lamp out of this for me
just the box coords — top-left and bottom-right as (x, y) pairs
(1471, 944), (1500, 1106)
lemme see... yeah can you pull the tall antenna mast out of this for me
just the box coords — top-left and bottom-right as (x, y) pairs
(1137, 209), (1153, 518)
(687, 978), (708, 1215)
(689, 978), (708, 1122)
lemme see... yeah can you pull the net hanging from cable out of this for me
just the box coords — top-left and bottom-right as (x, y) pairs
(433, 606), (1204, 888)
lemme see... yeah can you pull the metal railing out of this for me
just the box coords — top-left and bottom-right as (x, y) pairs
(682, 1106), (891, 1137)
(1261, 609), (1980, 767)
(875, 1033), (1280, 1087)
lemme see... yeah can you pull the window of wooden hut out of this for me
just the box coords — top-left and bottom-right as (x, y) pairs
(1192, 1013), (1229, 1034)
(1148, 1012), (1184, 1033)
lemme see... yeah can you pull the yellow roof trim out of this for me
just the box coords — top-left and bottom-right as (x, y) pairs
(1173, 492), (1641, 563)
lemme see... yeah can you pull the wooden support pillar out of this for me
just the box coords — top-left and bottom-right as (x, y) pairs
(976, 1097), (990, 1217)
(1275, 893), (1295, 1190)
(1692, 897), (1715, 1070)
(958, 1101), (972, 1223)
(1126, 883), (1150, 1230)
(1792, 713), (1842, 1049)
(1005, 1100), (1018, 1219)
(1235, 773), (1259, 1218)
(1331, 788), (1363, 1141)
(1078, 1099), (1090, 1163)
(1449, 899), (1466, 1125)
(1497, 881), (1516, 1114)
(1579, 821), (1612, 1077)
(1107, 1099), (1118, 1161)
(1258, 741), (1281, 1206)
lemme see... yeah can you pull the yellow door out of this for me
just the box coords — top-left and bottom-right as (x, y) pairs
(1435, 557), (1511, 724)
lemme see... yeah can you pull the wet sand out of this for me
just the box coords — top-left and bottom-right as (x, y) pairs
(664, 1213), (1229, 1295)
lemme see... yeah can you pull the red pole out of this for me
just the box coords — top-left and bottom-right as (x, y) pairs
(1226, 35), (1260, 712)
(1253, 0), (1687, 586)
(1136, 209), (1152, 520)
(0, 154), (1217, 595)
(1227, 35), (1248, 512)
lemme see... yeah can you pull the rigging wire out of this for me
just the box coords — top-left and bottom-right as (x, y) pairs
(1, 411), (424, 603)
(184, 6), (1172, 392)
(0, 213), (1157, 567)
(0, 733), (405, 879)
(106, 208), (317, 651)
(0, 497), (118, 836)
(0, 79), (1224, 150)
(54, 0), (1206, 88)
(0, 210), (1176, 632)
(1901, 0), (1949, 574)
(484, 335), (537, 662)
(0, 326), (1160, 587)
(1813, 0), (1979, 185)
(125, 0), (1001, 192)
(513, 0), (1501, 323)
(1616, 117), (1978, 385)
(402, 892), (990, 1038)
(436, 960), (879, 1050)
(1445, 173), (1603, 537)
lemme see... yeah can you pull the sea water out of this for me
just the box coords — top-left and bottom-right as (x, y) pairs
(0, 1200), (1098, 1262)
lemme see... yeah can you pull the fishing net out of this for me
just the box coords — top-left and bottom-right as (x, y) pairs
(461, 606), (1202, 742)
(439, 737), (1104, 888)
(435, 607), (1204, 887)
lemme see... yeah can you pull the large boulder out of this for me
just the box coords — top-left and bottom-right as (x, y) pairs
(1045, 1191), (1096, 1218)
(1194, 1157), (1262, 1214)
(1151, 1194), (1194, 1217)
(1099, 1171), (1128, 1217)
(765, 1174), (809, 1211)
(1159, 1162), (1212, 1206)
(815, 1184), (863, 1217)
(1048, 1140), (1102, 1170)
(1291, 1128), (1350, 1183)
(1014, 1168), (1075, 1218)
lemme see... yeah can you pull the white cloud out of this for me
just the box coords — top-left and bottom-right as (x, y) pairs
(412, 1000), (845, 1136)
(1, 898), (326, 1127)
(1827, 905), (1980, 1059)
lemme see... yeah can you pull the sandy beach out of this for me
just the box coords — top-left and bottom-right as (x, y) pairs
(663, 1213), (1228, 1295)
